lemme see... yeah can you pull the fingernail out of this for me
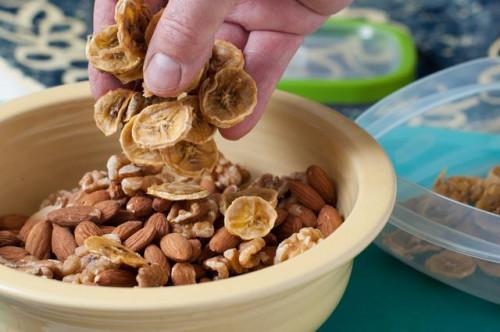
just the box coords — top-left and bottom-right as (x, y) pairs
(145, 53), (181, 93)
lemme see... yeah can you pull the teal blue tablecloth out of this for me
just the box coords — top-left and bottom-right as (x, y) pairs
(320, 245), (500, 331)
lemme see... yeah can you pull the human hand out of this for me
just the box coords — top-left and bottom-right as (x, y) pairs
(90, 0), (352, 139)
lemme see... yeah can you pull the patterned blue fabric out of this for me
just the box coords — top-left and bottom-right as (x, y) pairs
(353, 0), (500, 75)
(0, 0), (92, 87)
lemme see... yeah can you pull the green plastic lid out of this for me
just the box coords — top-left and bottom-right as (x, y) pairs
(278, 18), (417, 104)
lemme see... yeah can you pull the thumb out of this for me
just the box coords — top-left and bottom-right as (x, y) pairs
(144, 0), (236, 97)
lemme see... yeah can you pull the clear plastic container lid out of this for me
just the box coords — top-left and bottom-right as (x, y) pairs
(283, 21), (401, 80)
(278, 18), (416, 104)
(357, 57), (500, 263)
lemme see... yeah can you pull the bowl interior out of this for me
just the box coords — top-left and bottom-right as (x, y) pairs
(0, 83), (395, 311)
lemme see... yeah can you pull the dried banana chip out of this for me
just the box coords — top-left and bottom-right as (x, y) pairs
(86, 25), (143, 83)
(200, 67), (257, 128)
(132, 101), (193, 149)
(145, 9), (163, 45)
(475, 183), (500, 214)
(477, 260), (500, 277)
(125, 93), (174, 123)
(209, 40), (245, 74)
(486, 165), (500, 185)
(123, 92), (146, 123)
(161, 139), (219, 177)
(84, 235), (145, 268)
(94, 88), (134, 136)
(425, 250), (476, 279)
(433, 172), (485, 205)
(225, 196), (277, 240)
(382, 230), (440, 259)
(182, 96), (216, 144)
(147, 182), (210, 201)
(115, 66), (144, 84)
(120, 115), (164, 167)
(221, 187), (278, 213)
(115, 0), (150, 58)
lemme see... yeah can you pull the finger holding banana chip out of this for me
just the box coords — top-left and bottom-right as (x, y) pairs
(89, 0), (257, 178)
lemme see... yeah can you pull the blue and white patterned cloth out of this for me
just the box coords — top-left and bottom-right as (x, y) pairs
(0, 0), (91, 99)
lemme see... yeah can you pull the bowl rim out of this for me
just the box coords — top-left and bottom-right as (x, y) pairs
(0, 82), (396, 312)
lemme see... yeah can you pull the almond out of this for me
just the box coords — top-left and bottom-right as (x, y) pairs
(112, 221), (143, 241)
(137, 263), (169, 287)
(126, 195), (153, 218)
(152, 198), (172, 212)
(287, 204), (317, 227)
(263, 233), (278, 246)
(192, 263), (206, 279)
(145, 213), (169, 240)
(0, 214), (28, 231)
(171, 262), (196, 285)
(75, 221), (103, 246)
(95, 269), (137, 287)
(209, 227), (241, 253)
(274, 215), (302, 241)
(48, 206), (102, 227)
(160, 233), (192, 262)
(124, 225), (156, 252)
(0, 230), (20, 247)
(51, 224), (77, 261)
(288, 180), (325, 212)
(306, 165), (336, 204)
(274, 208), (288, 227)
(196, 244), (216, 264)
(189, 239), (202, 261)
(94, 200), (121, 221)
(317, 205), (342, 236)
(0, 246), (28, 262)
(110, 209), (136, 224)
(19, 206), (58, 242)
(100, 225), (116, 234)
(260, 246), (277, 266)
(144, 244), (170, 272)
(78, 190), (110, 206)
(25, 219), (52, 259)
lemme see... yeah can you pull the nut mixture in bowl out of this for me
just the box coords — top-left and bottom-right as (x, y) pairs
(0, 0), (345, 287)
(0, 158), (342, 287)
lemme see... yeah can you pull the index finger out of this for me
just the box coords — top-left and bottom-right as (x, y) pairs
(93, 0), (166, 32)
(219, 31), (303, 140)
(93, 0), (116, 32)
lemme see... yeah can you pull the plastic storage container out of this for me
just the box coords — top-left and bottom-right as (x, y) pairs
(278, 18), (416, 119)
(357, 57), (500, 304)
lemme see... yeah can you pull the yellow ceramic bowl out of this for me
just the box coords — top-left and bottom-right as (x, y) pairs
(0, 83), (395, 332)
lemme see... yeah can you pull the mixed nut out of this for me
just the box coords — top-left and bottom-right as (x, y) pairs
(383, 165), (500, 280)
(0, 0), (344, 287)
(0, 159), (342, 287)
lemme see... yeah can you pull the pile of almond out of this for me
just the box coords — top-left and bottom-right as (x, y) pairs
(0, 157), (343, 287)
